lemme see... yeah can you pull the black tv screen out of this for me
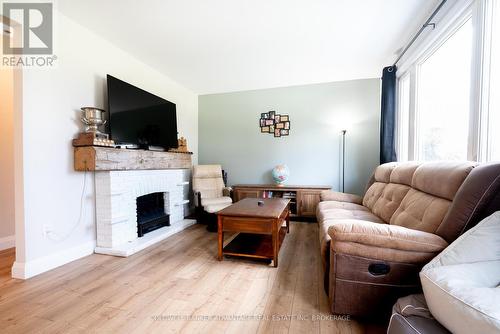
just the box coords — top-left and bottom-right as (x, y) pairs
(107, 75), (178, 150)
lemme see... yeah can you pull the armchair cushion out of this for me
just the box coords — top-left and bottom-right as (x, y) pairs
(201, 196), (232, 207)
(328, 220), (448, 253)
(320, 190), (363, 204)
(204, 203), (232, 213)
(193, 164), (226, 200)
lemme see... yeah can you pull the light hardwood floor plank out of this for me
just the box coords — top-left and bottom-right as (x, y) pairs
(0, 223), (366, 334)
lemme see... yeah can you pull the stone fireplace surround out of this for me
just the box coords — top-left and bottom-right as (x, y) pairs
(94, 169), (194, 257)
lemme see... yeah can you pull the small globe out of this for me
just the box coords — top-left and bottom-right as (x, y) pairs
(272, 164), (290, 185)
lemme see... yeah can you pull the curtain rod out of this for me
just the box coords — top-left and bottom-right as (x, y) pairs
(392, 0), (448, 67)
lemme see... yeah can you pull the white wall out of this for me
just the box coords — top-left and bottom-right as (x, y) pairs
(12, 12), (198, 279)
(0, 34), (16, 250)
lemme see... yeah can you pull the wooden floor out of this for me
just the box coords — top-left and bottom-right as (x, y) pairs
(0, 222), (368, 334)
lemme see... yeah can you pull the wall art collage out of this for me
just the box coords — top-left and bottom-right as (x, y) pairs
(259, 111), (290, 137)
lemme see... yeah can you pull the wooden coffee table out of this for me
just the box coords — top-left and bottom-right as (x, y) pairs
(217, 198), (290, 267)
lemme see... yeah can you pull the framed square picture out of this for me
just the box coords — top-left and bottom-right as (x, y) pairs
(261, 112), (269, 119)
(276, 122), (284, 129)
(281, 115), (289, 122)
(274, 128), (281, 137)
(281, 129), (289, 136)
(265, 119), (274, 126)
(284, 121), (290, 130)
(261, 126), (270, 133)
(274, 115), (281, 123)
(268, 111), (275, 119)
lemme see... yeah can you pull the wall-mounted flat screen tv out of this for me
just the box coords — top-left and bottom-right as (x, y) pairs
(107, 74), (178, 150)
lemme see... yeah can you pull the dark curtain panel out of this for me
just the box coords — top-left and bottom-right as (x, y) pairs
(380, 66), (397, 164)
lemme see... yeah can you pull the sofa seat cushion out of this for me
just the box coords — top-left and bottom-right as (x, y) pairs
(318, 205), (384, 223)
(201, 196), (232, 207)
(319, 191), (363, 204)
(328, 220), (448, 263)
(420, 211), (500, 334)
(317, 201), (373, 222)
(318, 200), (369, 212)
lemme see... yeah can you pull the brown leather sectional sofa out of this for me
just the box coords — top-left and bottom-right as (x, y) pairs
(316, 161), (500, 318)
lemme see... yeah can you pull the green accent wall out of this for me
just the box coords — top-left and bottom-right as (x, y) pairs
(199, 79), (380, 195)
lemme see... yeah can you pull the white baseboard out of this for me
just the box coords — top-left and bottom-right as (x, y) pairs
(0, 235), (15, 251)
(11, 240), (95, 279)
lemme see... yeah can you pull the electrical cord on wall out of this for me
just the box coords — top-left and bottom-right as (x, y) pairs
(46, 169), (89, 242)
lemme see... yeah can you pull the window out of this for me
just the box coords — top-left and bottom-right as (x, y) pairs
(397, 73), (410, 161)
(416, 18), (473, 161)
(396, 0), (500, 163)
(486, 0), (500, 160)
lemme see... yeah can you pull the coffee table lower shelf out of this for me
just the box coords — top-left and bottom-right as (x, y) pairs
(222, 226), (287, 261)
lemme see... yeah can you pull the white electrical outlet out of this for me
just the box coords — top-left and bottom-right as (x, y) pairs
(42, 224), (52, 237)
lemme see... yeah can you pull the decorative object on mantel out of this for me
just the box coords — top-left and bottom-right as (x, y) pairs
(168, 137), (192, 154)
(72, 132), (115, 147)
(72, 107), (115, 147)
(259, 111), (290, 137)
(271, 164), (290, 186)
(80, 107), (106, 133)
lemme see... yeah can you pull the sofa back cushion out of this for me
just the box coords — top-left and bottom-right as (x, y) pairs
(411, 162), (475, 201)
(372, 184), (412, 223)
(389, 189), (451, 233)
(363, 162), (419, 223)
(389, 162), (475, 233)
(361, 160), (500, 244)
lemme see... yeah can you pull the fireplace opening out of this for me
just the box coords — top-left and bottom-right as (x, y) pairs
(136, 192), (170, 237)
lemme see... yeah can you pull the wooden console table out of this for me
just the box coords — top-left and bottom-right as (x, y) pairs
(232, 184), (331, 218)
(74, 146), (192, 171)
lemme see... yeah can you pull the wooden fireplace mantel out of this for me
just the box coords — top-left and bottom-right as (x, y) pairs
(74, 146), (192, 171)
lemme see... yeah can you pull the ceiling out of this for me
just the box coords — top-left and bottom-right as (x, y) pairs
(59, 0), (439, 94)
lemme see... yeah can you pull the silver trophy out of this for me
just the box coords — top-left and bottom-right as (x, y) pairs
(80, 107), (107, 135)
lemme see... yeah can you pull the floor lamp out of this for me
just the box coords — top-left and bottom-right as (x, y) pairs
(341, 130), (347, 193)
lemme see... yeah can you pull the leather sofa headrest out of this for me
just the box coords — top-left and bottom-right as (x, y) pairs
(412, 161), (476, 200)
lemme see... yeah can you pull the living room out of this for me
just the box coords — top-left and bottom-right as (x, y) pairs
(0, 0), (499, 333)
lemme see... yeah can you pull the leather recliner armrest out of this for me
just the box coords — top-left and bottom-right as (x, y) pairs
(328, 220), (448, 254)
(320, 190), (363, 204)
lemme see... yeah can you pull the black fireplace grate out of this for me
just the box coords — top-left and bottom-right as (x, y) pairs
(136, 192), (170, 237)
